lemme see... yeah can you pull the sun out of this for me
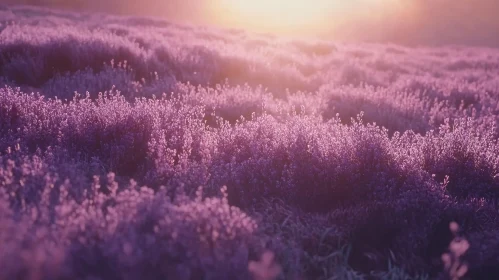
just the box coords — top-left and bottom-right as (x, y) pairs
(208, 0), (406, 37)
(210, 0), (339, 35)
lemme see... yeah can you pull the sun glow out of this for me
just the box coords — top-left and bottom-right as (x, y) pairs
(208, 0), (407, 37)
(210, 0), (339, 35)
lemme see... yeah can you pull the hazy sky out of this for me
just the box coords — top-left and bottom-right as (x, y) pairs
(4, 0), (499, 47)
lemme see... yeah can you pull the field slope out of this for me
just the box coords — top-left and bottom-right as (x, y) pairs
(1, 5), (499, 280)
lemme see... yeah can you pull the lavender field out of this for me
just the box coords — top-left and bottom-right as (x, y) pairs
(2, 4), (499, 280)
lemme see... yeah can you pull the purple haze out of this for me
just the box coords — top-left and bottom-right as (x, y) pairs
(0, 4), (499, 280)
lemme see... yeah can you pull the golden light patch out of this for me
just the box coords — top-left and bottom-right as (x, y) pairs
(211, 0), (337, 34)
(208, 0), (408, 36)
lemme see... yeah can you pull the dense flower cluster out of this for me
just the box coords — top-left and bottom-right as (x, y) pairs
(1, 4), (499, 279)
(0, 156), (261, 280)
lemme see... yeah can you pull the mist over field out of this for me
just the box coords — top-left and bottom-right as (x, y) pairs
(3, 0), (499, 47)
(1, 3), (499, 280)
